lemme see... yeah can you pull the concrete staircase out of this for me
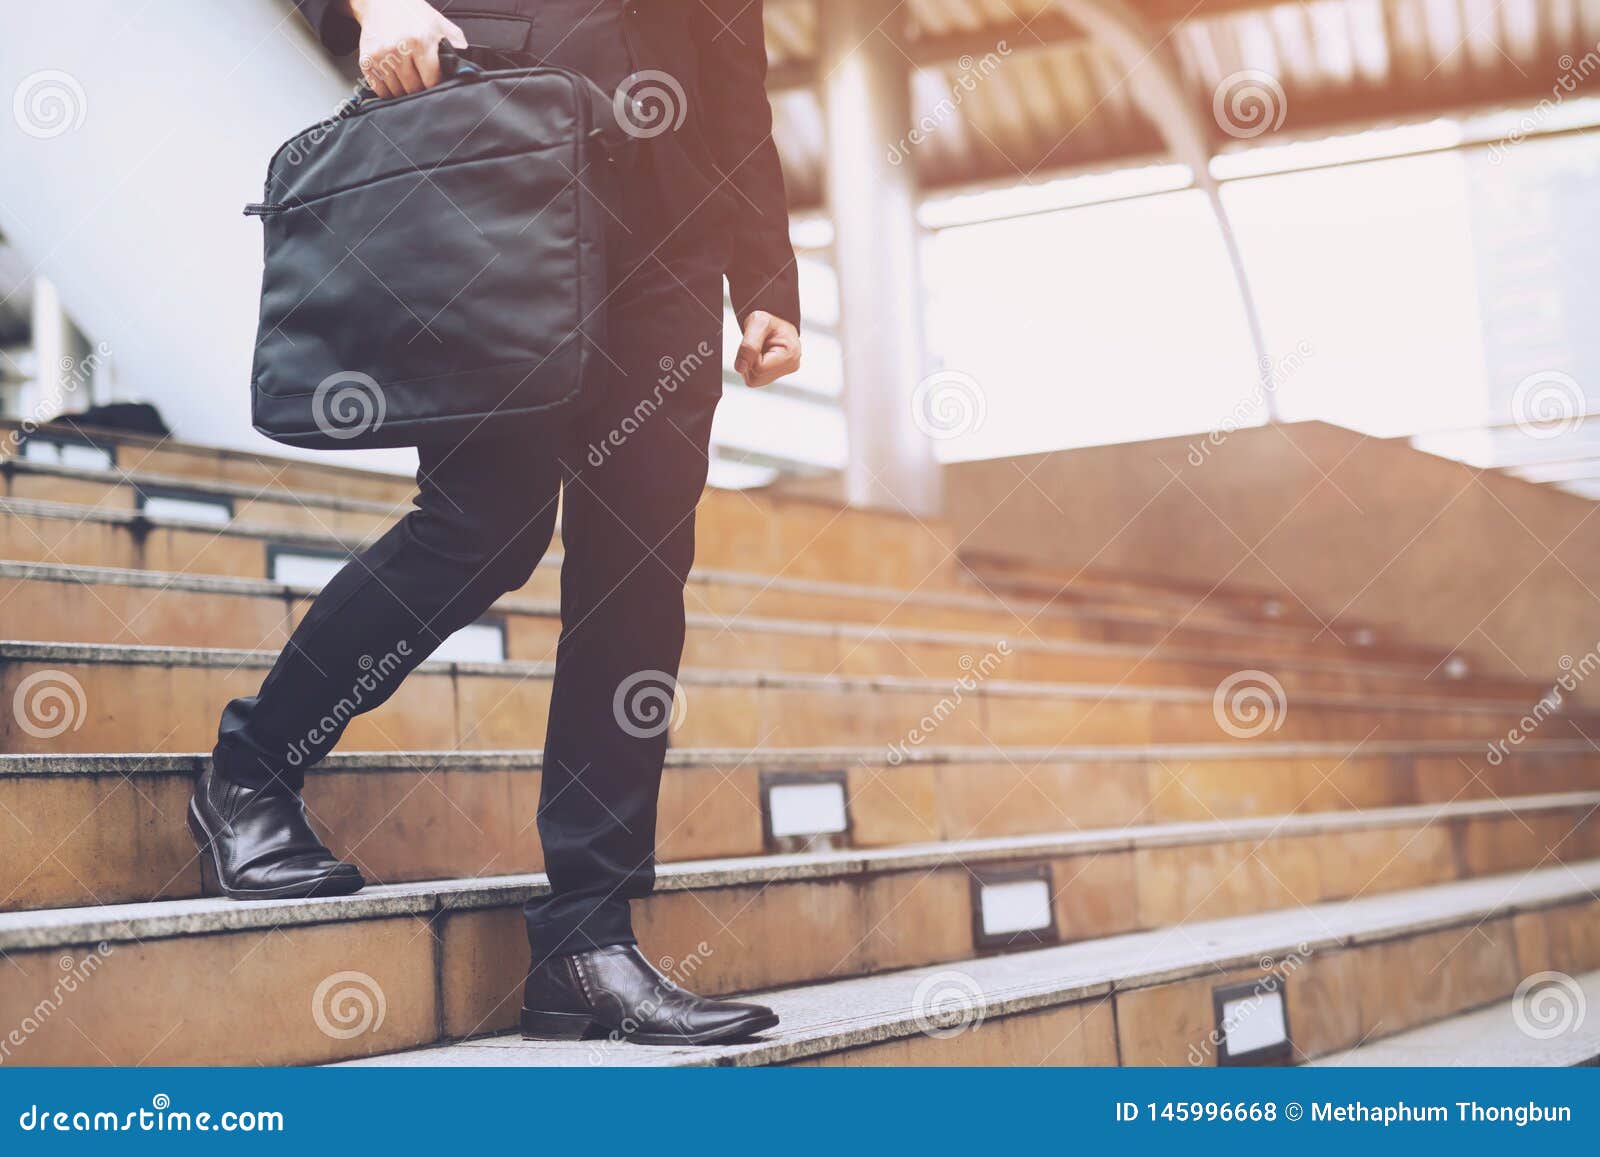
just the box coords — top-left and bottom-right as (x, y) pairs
(2, 420), (1598, 1067)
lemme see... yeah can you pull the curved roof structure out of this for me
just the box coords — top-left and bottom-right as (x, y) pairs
(765, 0), (1599, 206)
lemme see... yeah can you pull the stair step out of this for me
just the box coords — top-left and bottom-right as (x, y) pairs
(342, 862), (1600, 1067)
(3, 808), (1596, 1065)
(0, 496), (1436, 664)
(7, 744), (1598, 910)
(3, 419), (419, 503)
(1, 448), (958, 591)
(957, 551), (1333, 633)
(0, 640), (1563, 756)
(1310, 970), (1600, 1067)
(1, 428), (1402, 636)
(5, 454), (1320, 636)
(0, 560), (1540, 700)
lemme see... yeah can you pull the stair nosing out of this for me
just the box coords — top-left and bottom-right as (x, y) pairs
(4, 793), (1596, 952)
(1, 738), (1596, 778)
(3, 458), (403, 515)
(1308, 969), (1600, 1067)
(340, 861), (1600, 1068)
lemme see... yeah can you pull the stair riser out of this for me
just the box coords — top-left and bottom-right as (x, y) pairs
(9, 754), (1596, 910)
(0, 658), (1537, 754)
(9, 468), (1278, 634)
(4, 823), (1595, 1067)
(2, 472), (957, 592)
(0, 574), (1516, 701)
(794, 900), (1600, 1067)
(4, 473), (392, 538)
(0, 510), (1435, 664)
(19, 441), (416, 503)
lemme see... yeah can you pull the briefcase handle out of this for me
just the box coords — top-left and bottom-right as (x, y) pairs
(336, 41), (533, 119)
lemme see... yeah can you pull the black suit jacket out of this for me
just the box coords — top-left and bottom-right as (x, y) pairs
(294, 0), (800, 329)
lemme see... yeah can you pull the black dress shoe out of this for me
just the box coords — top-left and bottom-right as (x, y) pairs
(521, 943), (778, 1045)
(187, 767), (365, 901)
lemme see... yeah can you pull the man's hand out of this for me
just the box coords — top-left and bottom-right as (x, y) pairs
(347, 0), (467, 98)
(734, 311), (801, 388)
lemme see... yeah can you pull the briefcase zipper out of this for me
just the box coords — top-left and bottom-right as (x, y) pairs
(253, 66), (609, 213)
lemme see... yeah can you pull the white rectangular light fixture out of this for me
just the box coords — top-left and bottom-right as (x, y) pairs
(23, 437), (114, 470)
(971, 866), (1057, 951)
(140, 492), (232, 525)
(268, 548), (350, 588)
(761, 772), (851, 851)
(768, 781), (849, 838)
(1213, 980), (1293, 1066)
(432, 620), (508, 664)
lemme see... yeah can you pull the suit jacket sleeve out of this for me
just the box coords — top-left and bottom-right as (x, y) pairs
(692, 0), (802, 331)
(295, 0), (362, 56)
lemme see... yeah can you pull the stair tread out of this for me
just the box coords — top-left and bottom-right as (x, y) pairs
(0, 453), (1387, 634)
(2, 738), (1593, 777)
(341, 861), (1600, 1067)
(0, 638), (1550, 713)
(4, 456), (405, 514)
(0, 495), (1407, 647)
(5, 460), (1333, 632)
(1310, 969), (1600, 1067)
(7, 794), (1596, 950)
(0, 559), (1519, 686)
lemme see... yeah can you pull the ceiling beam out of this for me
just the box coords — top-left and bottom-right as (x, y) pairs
(768, 0), (1320, 91)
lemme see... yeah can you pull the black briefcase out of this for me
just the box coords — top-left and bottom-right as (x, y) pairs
(246, 46), (626, 449)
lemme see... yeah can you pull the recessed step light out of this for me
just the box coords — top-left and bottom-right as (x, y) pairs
(761, 771), (850, 851)
(20, 435), (114, 470)
(1212, 979), (1293, 1066)
(267, 545), (351, 587)
(432, 618), (507, 664)
(970, 865), (1057, 951)
(137, 487), (233, 526)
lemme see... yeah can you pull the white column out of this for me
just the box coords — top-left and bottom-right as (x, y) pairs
(818, 0), (942, 516)
(25, 276), (71, 421)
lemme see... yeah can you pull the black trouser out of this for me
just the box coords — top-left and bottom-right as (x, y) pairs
(214, 153), (729, 960)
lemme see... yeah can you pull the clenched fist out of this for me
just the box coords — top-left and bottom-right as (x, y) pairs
(346, 0), (468, 97)
(735, 311), (802, 388)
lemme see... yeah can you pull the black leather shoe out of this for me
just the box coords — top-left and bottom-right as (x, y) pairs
(521, 944), (778, 1045)
(187, 767), (365, 901)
